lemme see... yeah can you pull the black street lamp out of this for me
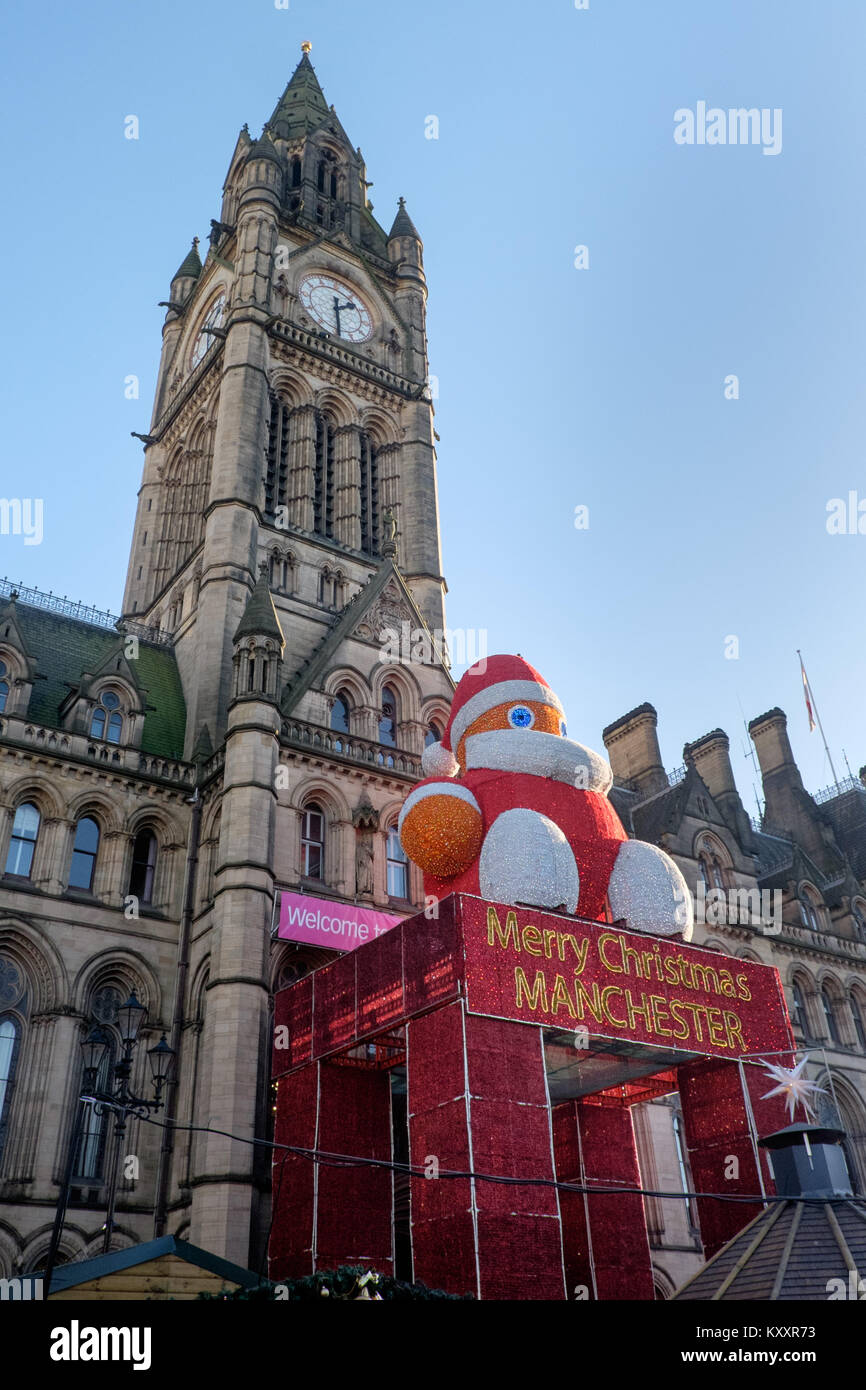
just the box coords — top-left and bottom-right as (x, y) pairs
(43, 1000), (176, 1293)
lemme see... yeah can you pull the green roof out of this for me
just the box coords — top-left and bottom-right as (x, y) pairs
(267, 50), (332, 141)
(38, 1235), (266, 1295)
(8, 602), (187, 760)
(173, 238), (202, 282)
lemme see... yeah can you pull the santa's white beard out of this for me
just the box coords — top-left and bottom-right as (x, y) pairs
(464, 729), (613, 794)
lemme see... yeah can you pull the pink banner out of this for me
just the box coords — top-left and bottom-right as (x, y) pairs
(278, 891), (405, 952)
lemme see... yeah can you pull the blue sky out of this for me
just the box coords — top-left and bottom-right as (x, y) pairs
(1, 0), (864, 813)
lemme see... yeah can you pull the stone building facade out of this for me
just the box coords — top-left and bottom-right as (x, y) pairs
(0, 49), (864, 1295)
(603, 705), (866, 1296)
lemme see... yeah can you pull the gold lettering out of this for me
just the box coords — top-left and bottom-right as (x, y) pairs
(663, 956), (680, 986)
(707, 1007), (728, 1047)
(649, 994), (672, 1037)
(522, 925), (543, 956)
(488, 906), (520, 951)
(574, 979), (604, 1024)
(542, 928), (558, 957)
(718, 969), (737, 998)
(598, 932), (623, 973)
(601, 985), (627, 1028)
(736, 973), (752, 1002)
(668, 999), (691, 1041)
(551, 974), (577, 1018)
(625, 989), (652, 1030)
(514, 966), (548, 1013)
(622, 941), (644, 978)
(690, 962), (720, 995)
(725, 1010), (746, 1051)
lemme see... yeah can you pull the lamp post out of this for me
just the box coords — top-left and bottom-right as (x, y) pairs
(43, 995), (175, 1293)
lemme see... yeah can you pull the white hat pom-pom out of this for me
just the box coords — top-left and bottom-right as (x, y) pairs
(421, 741), (459, 778)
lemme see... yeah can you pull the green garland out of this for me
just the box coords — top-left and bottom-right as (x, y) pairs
(199, 1264), (474, 1301)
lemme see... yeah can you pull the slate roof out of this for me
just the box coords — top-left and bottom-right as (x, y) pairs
(267, 51), (332, 141)
(173, 238), (202, 282)
(673, 1198), (866, 1300)
(389, 197), (421, 241)
(6, 602), (186, 760)
(39, 1235), (265, 1296)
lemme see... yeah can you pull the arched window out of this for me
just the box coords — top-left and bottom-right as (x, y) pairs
(379, 686), (398, 747)
(313, 412), (335, 539)
(90, 691), (123, 744)
(791, 979), (810, 1037)
(852, 902), (866, 943)
(821, 985), (841, 1046)
(69, 816), (100, 892)
(386, 825), (408, 900)
(301, 804), (325, 880)
(330, 692), (351, 735)
(5, 802), (40, 878)
(0, 1014), (22, 1166)
(425, 722), (442, 748)
(266, 396), (291, 521)
(359, 432), (380, 555)
(129, 829), (158, 905)
(75, 1033), (116, 1182)
(0, 658), (9, 713)
(697, 838), (726, 892)
(291, 156), (302, 188)
(799, 886), (823, 932)
(849, 992), (866, 1051)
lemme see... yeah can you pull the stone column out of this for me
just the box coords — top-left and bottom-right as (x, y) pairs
(287, 404), (316, 532)
(333, 424), (361, 552)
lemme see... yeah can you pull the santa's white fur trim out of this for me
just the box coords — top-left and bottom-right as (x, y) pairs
(421, 741), (460, 778)
(464, 729), (612, 794)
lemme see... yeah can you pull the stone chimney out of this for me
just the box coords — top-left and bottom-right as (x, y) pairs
(749, 708), (835, 867)
(602, 703), (668, 797)
(684, 728), (755, 850)
(748, 708), (798, 782)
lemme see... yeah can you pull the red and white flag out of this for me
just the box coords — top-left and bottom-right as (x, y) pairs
(800, 655), (816, 733)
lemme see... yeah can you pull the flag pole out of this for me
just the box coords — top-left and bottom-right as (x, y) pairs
(797, 650), (840, 787)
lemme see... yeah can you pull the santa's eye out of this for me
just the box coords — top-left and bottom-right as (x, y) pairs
(559, 720), (567, 737)
(508, 705), (534, 729)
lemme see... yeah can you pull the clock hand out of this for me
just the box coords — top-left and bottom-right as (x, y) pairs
(332, 295), (356, 338)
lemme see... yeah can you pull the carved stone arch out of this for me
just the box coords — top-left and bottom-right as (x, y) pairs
(89, 672), (142, 716)
(314, 386), (356, 428)
(64, 790), (123, 836)
(788, 962), (817, 990)
(1, 773), (64, 820)
(73, 949), (163, 1022)
(701, 939), (728, 954)
(323, 667), (369, 710)
(421, 697), (451, 732)
(358, 407), (399, 449)
(269, 368), (313, 410)
(190, 954), (211, 1016)
(0, 1221), (21, 1277)
(0, 919), (67, 1013)
(21, 1224), (85, 1274)
(125, 803), (185, 845)
(270, 942), (333, 993)
(692, 829), (733, 865)
(370, 661), (422, 725)
(201, 796), (223, 846)
(83, 1228), (137, 1258)
(292, 778), (350, 825)
(809, 1069), (866, 1190)
(735, 948), (763, 963)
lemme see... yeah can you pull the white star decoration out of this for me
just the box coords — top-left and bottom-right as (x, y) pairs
(760, 1056), (826, 1122)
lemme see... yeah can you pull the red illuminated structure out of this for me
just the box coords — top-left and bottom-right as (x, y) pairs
(269, 894), (795, 1299)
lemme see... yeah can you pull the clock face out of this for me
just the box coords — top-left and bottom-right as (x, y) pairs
(298, 273), (373, 343)
(190, 293), (225, 368)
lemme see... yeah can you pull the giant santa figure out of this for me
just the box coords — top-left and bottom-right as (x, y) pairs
(399, 655), (693, 939)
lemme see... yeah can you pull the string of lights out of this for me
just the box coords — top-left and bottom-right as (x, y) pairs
(110, 1102), (843, 1209)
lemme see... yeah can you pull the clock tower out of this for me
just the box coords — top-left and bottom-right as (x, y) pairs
(122, 42), (447, 755)
(119, 47), (453, 1265)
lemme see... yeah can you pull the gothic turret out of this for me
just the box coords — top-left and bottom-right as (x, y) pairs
(231, 563), (285, 704)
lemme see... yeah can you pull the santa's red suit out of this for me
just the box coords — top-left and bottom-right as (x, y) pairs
(399, 655), (692, 939)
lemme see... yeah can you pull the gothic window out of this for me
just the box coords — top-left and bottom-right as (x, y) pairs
(5, 802), (40, 878)
(386, 825), (408, 900)
(425, 722), (442, 748)
(697, 846), (726, 892)
(291, 156), (302, 188)
(0, 658), (8, 713)
(852, 901), (866, 943)
(314, 412), (335, 539)
(75, 1031), (116, 1182)
(791, 979), (810, 1037)
(330, 692), (351, 735)
(359, 432), (380, 555)
(301, 804), (325, 880)
(266, 396), (291, 521)
(129, 829), (158, 905)
(154, 424), (213, 590)
(672, 1111), (699, 1232)
(69, 817), (100, 892)
(821, 985), (842, 1046)
(799, 885), (824, 932)
(269, 549), (294, 593)
(0, 1014), (21, 1168)
(379, 686), (398, 747)
(90, 691), (123, 744)
(850, 992), (866, 1051)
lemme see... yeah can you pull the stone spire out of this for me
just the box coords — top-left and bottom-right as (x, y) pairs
(233, 563), (284, 645)
(388, 197), (421, 243)
(267, 43), (331, 140)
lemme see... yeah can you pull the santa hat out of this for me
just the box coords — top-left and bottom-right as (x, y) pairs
(421, 654), (565, 778)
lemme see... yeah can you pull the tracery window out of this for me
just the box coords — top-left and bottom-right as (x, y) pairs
(359, 432), (380, 556)
(69, 817), (100, 892)
(386, 825), (408, 900)
(5, 802), (40, 878)
(90, 691), (123, 744)
(0, 658), (8, 713)
(129, 829), (158, 905)
(379, 686), (398, 748)
(301, 805), (325, 880)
